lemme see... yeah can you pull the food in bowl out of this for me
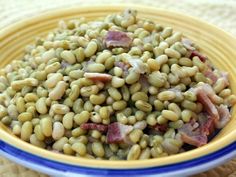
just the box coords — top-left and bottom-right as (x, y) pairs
(0, 9), (235, 160)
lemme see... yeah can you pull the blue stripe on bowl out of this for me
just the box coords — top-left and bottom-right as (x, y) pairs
(0, 140), (236, 176)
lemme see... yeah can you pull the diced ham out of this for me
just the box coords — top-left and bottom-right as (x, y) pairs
(215, 105), (231, 129)
(84, 72), (112, 82)
(179, 120), (207, 147)
(182, 38), (195, 51)
(115, 61), (130, 77)
(61, 61), (71, 68)
(220, 72), (229, 87)
(203, 69), (218, 84)
(204, 68), (229, 86)
(139, 75), (150, 91)
(104, 31), (132, 48)
(128, 58), (148, 74)
(198, 113), (215, 136)
(196, 87), (219, 120)
(107, 122), (133, 144)
(181, 133), (207, 147)
(115, 61), (130, 70)
(153, 124), (168, 133)
(189, 50), (207, 62)
(80, 123), (108, 132)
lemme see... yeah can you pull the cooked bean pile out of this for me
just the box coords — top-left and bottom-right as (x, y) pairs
(0, 10), (235, 160)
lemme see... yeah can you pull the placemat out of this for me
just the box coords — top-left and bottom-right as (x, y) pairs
(0, 0), (236, 176)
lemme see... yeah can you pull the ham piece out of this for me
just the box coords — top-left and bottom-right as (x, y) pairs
(104, 31), (132, 48)
(107, 122), (133, 143)
(84, 72), (112, 82)
(179, 120), (207, 147)
(81, 123), (108, 132)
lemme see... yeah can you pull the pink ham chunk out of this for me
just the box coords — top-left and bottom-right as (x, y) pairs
(196, 88), (219, 120)
(153, 124), (168, 133)
(81, 123), (108, 132)
(105, 31), (132, 48)
(182, 38), (195, 51)
(215, 105), (231, 129)
(189, 50), (207, 62)
(107, 122), (133, 144)
(179, 120), (207, 147)
(181, 133), (207, 147)
(203, 69), (218, 84)
(198, 113), (215, 136)
(84, 72), (112, 82)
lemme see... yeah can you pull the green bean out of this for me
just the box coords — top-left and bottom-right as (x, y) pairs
(63, 143), (74, 155)
(62, 112), (74, 129)
(179, 57), (193, 67)
(213, 78), (227, 94)
(194, 72), (207, 83)
(129, 82), (142, 94)
(84, 41), (98, 58)
(90, 112), (102, 123)
(112, 100), (127, 111)
(161, 27), (173, 39)
(192, 56), (205, 71)
(104, 56), (115, 70)
(61, 50), (76, 64)
(168, 103), (181, 117)
(13, 124), (21, 135)
(153, 100), (164, 111)
(162, 110), (179, 122)
(219, 89), (231, 98)
(128, 115), (137, 125)
(165, 32), (182, 46)
(21, 121), (33, 142)
(69, 70), (84, 80)
(99, 107), (109, 119)
(90, 94), (106, 105)
(108, 88), (122, 101)
(49, 81), (67, 101)
(72, 142), (87, 156)
(181, 100), (197, 111)
(92, 142), (105, 157)
(148, 71), (166, 88)
(53, 137), (68, 151)
(35, 97), (47, 114)
(30, 134), (46, 148)
(111, 76), (125, 88)
(51, 122), (64, 140)
(146, 113), (157, 126)
(165, 48), (181, 59)
(34, 124), (45, 141)
(135, 100), (152, 112)
(71, 127), (87, 137)
(40, 117), (52, 137)
(18, 112), (32, 122)
(96, 51), (112, 63)
(131, 92), (148, 102)
(127, 144), (141, 160)
(51, 104), (70, 114)
(139, 148), (151, 159)
(74, 111), (90, 125)
(117, 113), (128, 124)
(87, 63), (105, 73)
(157, 90), (176, 101)
(181, 109), (192, 122)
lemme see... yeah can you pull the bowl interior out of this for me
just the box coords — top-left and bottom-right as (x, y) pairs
(0, 5), (236, 169)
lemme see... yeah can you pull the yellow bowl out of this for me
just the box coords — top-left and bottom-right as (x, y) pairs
(0, 4), (236, 176)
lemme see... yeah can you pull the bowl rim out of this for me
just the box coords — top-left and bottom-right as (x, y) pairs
(0, 139), (236, 176)
(0, 4), (236, 169)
